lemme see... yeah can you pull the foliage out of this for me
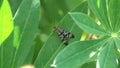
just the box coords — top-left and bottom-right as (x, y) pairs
(0, 0), (40, 68)
(0, 0), (120, 68)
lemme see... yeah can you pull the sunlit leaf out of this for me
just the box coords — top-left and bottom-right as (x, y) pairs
(0, 0), (14, 46)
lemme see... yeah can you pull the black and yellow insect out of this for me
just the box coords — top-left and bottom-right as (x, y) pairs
(54, 26), (74, 45)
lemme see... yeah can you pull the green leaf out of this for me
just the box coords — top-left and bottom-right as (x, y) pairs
(113, 37), (120, 51)
(65, 0), (85, 10)
(71, 1), (88, 13)
(54, 39), (107, 68)
(34, 14), (83, 68)
(11, 0), (40, 68)
(0, 0), (14, 46)
(97, 40), (118, 68)
(87, 0), (111, 31)
(0, 0), (14, 68)
(81, 61), (96, 68)
(69, 12), (108, 35)
(108, 0), (120, 32)
(0, 33), (15, 68)
(0, 0), (3, 7)
(8, 0), (22, 15)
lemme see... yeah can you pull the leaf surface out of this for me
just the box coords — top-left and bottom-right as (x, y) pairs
(97, 39), (118, 68)
(11, 0), (40, 67)
(108, 0), (120, 32)
(69, 12), (108, 35)
(34, 14), (83, 68)
(0, 0), (14, 68)
(87, 0), (111, 31)
(0, 0), (13, 46)
(55, 39), (107, 68)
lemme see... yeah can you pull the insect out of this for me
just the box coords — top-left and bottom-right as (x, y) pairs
(54, 26), (74, 45)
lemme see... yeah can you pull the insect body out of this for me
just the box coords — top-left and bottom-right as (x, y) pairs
(54, 26), (74, 45)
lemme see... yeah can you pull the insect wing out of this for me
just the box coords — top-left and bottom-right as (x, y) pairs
(54, 26), (74, 45)
(63, 40), (68, 45)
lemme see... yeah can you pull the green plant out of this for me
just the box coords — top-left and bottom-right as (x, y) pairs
(0, 0), (40, 68)
(0, 0), (120, 68)
(35, 0), (120, 68)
